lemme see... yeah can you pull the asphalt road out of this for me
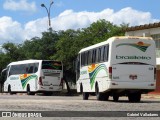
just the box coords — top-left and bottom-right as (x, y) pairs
(0, 94), (160, 120)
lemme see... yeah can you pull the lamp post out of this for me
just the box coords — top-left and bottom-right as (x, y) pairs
(41, 0), (54, 29)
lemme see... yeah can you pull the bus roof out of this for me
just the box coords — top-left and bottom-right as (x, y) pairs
(8, 60), (42, 66)
(79, 36), (153, 53)
(8, 60), (62, 66)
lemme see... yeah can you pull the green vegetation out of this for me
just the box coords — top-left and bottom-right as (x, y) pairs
(0, 20), (128, 83)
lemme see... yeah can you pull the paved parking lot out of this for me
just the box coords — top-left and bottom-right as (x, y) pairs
(0, 94), (160, 119)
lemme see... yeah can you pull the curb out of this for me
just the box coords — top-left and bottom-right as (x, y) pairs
(1, 93), (160, 99)
(0, 93), (27, 95)
(142, 94), (160, 99)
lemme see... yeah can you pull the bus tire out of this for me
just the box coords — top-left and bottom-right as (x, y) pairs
(113, 94), (119, 102)
(103, 93), (109, 101)
(134, 93), (141, 102)
(81, 85), (89, 100)
(83, 92), (89, 100)
(27, 85), (35, 95)
(95, 84), (103, 101)
(128, 93), (141, 102)
(8, 85), (13, 95)
(128, 94), (134, 102)
(80, 84), (83, 94)
(44, 92), (53, 96)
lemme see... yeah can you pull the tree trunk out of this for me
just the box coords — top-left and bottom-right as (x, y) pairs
(63, 78), (71, 95)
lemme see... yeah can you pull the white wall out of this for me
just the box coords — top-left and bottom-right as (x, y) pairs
(125, 27), (160, 37)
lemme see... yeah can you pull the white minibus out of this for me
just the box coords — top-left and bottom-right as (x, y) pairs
(1, 60), (63, 95)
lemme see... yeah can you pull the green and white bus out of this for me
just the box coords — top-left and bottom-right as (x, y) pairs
(1, 60), (63, 95)
(76, 36), (156, 102)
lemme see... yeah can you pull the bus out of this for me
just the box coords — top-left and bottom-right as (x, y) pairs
(1, 60), (63, 95)
(76, 36), (156, 102)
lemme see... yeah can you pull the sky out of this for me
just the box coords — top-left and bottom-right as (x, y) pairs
(0, 0), (160, 45)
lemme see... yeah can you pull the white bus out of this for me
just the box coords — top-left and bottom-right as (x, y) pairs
(76, 36), (156, 102)
(1, 60), (63, 95)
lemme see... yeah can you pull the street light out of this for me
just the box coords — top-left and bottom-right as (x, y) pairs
(41, 0), (54, 28)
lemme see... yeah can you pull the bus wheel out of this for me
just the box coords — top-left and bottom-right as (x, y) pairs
(83, 92), (89, 100)
(27, 85), (35, 95)
(80, 84), (83, 94)
(44, 92), (53, 96)
(103, 93), (109, 101)
(8, 85), (13, 95)
(128, 93), (141, 102)
(113, 94), (119, 102)
(128, 94), (133, 102)
(81, 85), (89, 100)
(134, 93), (141, 102)
(95, 84), (103, 101)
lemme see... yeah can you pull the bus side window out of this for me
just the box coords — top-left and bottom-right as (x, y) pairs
(97, 47), (101, 62)
(92, 49), (97, 64)
(28, 66), (34, 73)
(34, 67), (38, 73)
(102, 44), (109, 62)
(95, 49), (97, 63)
(88, 50), (92, 65)
(26, 67), (29, 73)
(103, 44), (109, 62)
(81, 52), (84, 66)
(81, 53), (83, 66)
(106, 44), (109, 61)
(86, 51), (89, 65)
(34, 63), (39, 73)
(9, 65), (14, 76)
(84, 52), (87, 66)
(103, 46), (106, 61)
(101, 46), (104, 62)
(81, 52), (85, 67)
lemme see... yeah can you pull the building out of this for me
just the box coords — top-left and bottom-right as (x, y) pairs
(125, 22), (160, 92)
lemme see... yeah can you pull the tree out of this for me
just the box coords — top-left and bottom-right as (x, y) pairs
(54, 29), (80, 91)
(20, 30), (59, 60)
(21, 37), (43, 59)
(0, 20), (128, 93)
(41, 30), (59, 59)
(2, 43), (25, 62)
(53, 20), (128, 84)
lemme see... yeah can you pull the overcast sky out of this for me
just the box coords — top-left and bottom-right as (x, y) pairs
(0, 0), (160, 44)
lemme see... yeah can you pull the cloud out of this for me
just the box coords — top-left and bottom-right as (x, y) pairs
(0, 7), (159, 44)
(24, 17), (48, 40)
(109, 7), (157, 25)
(0, 16), (24, 44)
(55, 1), (64, 7)
(3, 0), (37, 12)
(51, 7), (158, 30)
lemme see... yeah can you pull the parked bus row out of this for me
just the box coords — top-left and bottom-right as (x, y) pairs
(0, 36), (157, 102)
